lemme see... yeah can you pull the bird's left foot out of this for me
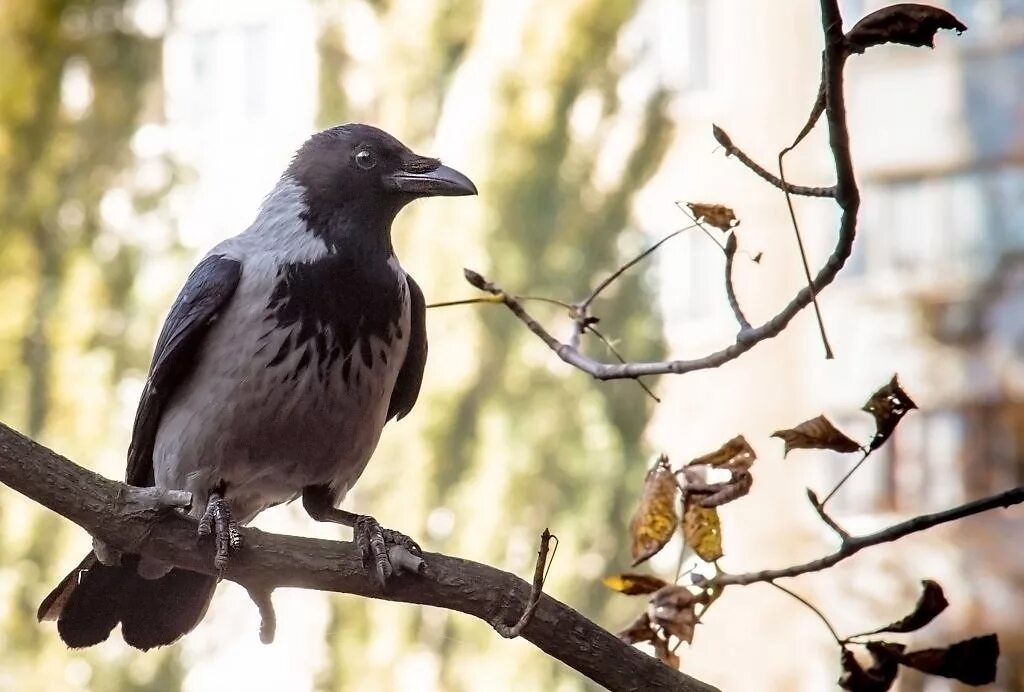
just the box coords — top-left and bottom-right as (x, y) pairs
(198, 491), (242, 571)
(354, 515), (425, 587)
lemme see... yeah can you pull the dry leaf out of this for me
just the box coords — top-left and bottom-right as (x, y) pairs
(686, 202), (740, 231)
(629, 455), (680, 566)
(648, 586), (699, 644)
(603, 573), (670, 596)
(862, 375), (918, 451)
(772, 415), (862, 456)
(864, 580), (948, 635)
(682, 499), (724, 562)
(617, 611), (658, 645)
(846, 4), (967, 54)
(839, 644), (904, 692)
(687, 435), (756, 471)
(697, 470), (753, 507)
(899, 634), (999, 686)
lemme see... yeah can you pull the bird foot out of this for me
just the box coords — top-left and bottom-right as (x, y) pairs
(354, 515), (425, 587)
(198, 492), (242, 571)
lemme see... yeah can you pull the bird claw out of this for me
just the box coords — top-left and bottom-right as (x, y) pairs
(354, 515), (424, 588)
(198, 492), (241, 571)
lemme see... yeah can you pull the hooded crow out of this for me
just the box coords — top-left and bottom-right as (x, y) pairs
(37, 124), (477, 650)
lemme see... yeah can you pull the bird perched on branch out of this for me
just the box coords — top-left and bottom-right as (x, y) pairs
(37, 124), (477, 650)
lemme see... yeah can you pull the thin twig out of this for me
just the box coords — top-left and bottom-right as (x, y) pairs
(712, 125), (836, 199)
(778, 150), (833, 359)
(807, 488), (851, 542)
(713, 485), (1024, 587)
(769, 582), (842, 644)
(586, 325), (661, 402)
(723, 234), (752, 334)
(579, 225), (697, 311)
(426, 296), (504, 309)
(494, 529), (556, 639)
(820, 449), (871, 507)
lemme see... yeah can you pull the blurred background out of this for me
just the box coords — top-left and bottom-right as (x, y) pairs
(0, 0), (1021, 690)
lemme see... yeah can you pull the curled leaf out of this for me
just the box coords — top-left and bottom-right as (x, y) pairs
(617, 611), (658, 645)
(686, 202), (740, 231)
(697, 470), (753, 507)
(864, 580), (948, 635)
(772, 415), (861, 456)
(603, 573), (670, 596)
(846, 4), (967, 54)
(899, 634), (999, 685)
(839, 643), (904, 692)
(629, 455), (680, 566)
(682, 499), (724, 562)
(862, 375), (918, 450)
(687, 435), (756, 471)
(648, 585), (700, 644)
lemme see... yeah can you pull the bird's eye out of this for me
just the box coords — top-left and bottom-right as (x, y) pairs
(354, 149), (377, 170)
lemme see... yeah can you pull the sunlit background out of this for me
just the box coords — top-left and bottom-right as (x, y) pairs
(1, 0), (1022, 690)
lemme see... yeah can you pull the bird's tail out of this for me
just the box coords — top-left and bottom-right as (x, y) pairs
(38, 552), (217, 650)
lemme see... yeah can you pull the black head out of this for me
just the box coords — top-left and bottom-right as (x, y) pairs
(287, 124), (476, 254)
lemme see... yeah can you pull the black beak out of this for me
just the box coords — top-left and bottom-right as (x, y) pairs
(385, 163), (478, 197)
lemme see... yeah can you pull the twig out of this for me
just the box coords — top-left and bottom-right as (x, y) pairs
(807, 488), (850, 542)
(723, 234), (752, 334)
(579, 225), (697, 311)
(494, 529), (557, 639)
(712, 125), (836, 198)
(820, 449), (871, 507)
(427, 296), (504, 309)
(769, 582), (842, 644)
(778, 152), (833, 359)
(713, 485), (1024, 587)
(586, 325), (661, 402)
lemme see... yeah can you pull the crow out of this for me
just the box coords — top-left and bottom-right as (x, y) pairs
(37, 124), (477, 650)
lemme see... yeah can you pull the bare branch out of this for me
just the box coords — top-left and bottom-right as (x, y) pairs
(806, 488), (851, 543)
(723, 234), (752, 334)
(712, 125), (836, 198)
(712, 485), (1024, 587)
(0, 422), (717, 692)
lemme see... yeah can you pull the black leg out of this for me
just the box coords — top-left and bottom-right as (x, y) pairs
(198, 490), (241, 571)
(302, 485), (425, 586)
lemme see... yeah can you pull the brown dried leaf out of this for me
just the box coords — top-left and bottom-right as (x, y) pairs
(697, 470), (753, 507)
(648, 586), (699, 644)
(629, 455), (680, 566)
(687, 435), (756, 471)
(617, 611), (658, 645)
(846, 4), (967, 54)
(862, 375), (918, 451)
(603, 573), (670, 596)
(772, 415), (862, 456)
(686, 202), (740, 231)
(682, 498), (724, 562)
(899, 634), (1000, 686)
(839, 644), (904, 692)
(864, 580), (948, 635)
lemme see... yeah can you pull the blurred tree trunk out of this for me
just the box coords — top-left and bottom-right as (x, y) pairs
(0, 1), (180, 689)
(314, 1), (673, 689)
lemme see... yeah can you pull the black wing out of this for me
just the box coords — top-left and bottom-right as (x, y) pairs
(387, 274), (427, 421)
(125, 254), (242, 486)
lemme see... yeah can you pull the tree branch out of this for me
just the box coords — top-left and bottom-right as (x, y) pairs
(712, 485), (1024, 587)
(0, 422), (717, 692)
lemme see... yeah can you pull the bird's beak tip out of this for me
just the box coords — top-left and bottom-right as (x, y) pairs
(386, 163), (478, 198)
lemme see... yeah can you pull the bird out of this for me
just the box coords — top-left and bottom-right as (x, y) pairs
(36, 123), (477, 650)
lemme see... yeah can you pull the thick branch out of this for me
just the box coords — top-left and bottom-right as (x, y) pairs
(713, 485), (1024, 587)
(0, 422), (717, 692)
